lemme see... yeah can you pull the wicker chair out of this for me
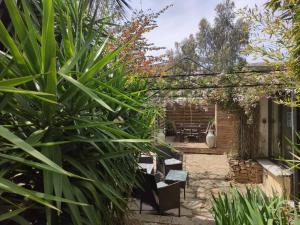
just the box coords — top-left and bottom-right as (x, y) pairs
(155, 145), (183, 175)
(171, 122), (183, 142)
(138, 154), (154, 164)
(164, 161), (183, 175)
(136, 171), (181, 216)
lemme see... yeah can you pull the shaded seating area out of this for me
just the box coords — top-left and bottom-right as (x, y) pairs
(133, 145), (188, 216)
(173, 122), (211, 143)
(165, 103), (215, 146)
(129, 154), (229, 225)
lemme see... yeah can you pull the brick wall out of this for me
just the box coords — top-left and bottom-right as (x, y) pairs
(165, 103), (241, 155)
(229, 159), (263, 183)
(215, 105), (240, 154)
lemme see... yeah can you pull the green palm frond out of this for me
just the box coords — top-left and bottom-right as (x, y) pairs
(0, 0), (157, 224)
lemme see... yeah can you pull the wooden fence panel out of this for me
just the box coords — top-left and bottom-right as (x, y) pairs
(165, 103), (215, 135)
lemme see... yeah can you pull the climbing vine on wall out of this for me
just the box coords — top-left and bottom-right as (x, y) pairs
(148, 68), (294, 122)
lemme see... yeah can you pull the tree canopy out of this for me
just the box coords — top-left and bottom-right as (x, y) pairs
(167, 0), (249, 74)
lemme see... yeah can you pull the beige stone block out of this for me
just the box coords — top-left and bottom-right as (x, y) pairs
(197, 192), (208, 200)
(158, 215), (173, 224)
(172, 216), (194, 225)
(231, 160), (239, 166)
(141, 214), (160, 223)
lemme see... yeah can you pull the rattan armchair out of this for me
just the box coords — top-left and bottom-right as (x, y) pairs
(155, 145), (183, 175)
(136, 171), (181, 216)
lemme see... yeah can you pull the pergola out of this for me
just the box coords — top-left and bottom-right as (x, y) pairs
(143, 58), (299, 200)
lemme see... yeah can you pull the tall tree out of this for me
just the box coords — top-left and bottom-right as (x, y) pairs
(167, 0), (249, 74)
(196, 18), (213, 69)
(208, 0), (249, 72)
(167, 34), (198, 74)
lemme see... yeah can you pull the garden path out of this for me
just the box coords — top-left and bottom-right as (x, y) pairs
(128, 154), (248, 225)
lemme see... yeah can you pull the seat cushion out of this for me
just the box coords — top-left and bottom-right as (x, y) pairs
(156, 181), (168, 189)
(165, 158), (182, 166)
(165, 170), (188, 182)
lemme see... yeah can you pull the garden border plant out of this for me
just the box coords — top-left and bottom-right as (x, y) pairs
(211, 186), (298, 225)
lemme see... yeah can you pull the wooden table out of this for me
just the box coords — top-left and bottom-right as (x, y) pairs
(138, 163), (154, 174)
(176, 123), (202, 142)
(165, 170), (188, 199)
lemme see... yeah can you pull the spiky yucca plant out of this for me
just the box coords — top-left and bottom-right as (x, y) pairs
(211, 187), (296, 225)
(0, 0), (158, 224)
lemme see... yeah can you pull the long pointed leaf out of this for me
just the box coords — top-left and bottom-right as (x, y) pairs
(59, 73), (114, 112)
(0, 125), (83, 179)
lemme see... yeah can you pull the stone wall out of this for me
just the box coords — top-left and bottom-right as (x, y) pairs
(229, 159), (263, 184)
(262, 169), (292, 198)
(257, 159), (293, 198)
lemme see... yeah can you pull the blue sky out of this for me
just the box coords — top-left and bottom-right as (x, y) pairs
(128, 0), (267, 55)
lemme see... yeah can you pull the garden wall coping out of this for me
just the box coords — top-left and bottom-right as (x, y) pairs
(257, 159), (293, 177)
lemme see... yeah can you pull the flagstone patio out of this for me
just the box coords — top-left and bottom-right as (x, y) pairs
(128, 154), (250, 225)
